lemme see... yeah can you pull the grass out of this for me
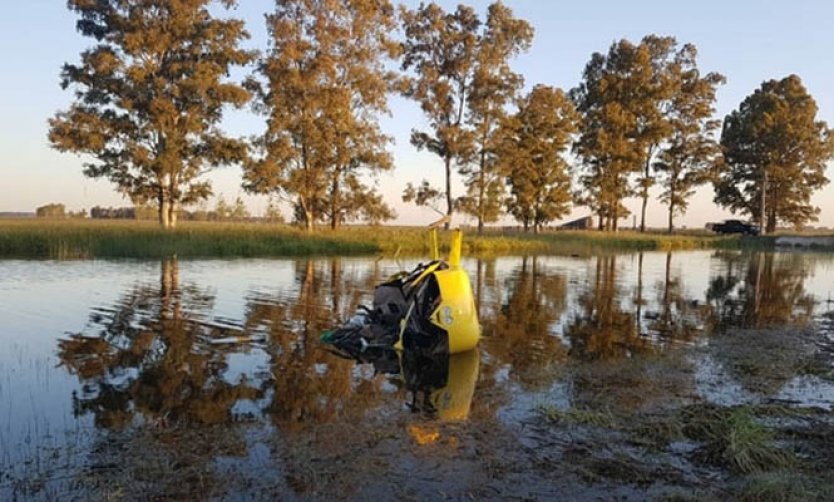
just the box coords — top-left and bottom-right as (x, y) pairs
(0, 219), (378, 259)
(679, 404), (794, 474)
(535, 404), (616, 428)
(530, 228), (770, 252)
(0, 218), (771, 259)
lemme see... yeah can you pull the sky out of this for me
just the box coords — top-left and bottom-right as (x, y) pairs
(2, 0), (834, 229)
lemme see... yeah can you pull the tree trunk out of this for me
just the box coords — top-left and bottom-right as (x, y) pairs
(444, 155), (453, 230)
(667, 198), (675, 234)
(759, 169), (768, 235)
(330, 176), (340, 230)
(477, 148), (486, 235)
(168, 200), (178, 229)
(640, 156), (651, 233)
(598, 212), (604, 231)
(767, 209), (777, 234)
(640, 191), (648, 232)
(159, 193), (170, 229)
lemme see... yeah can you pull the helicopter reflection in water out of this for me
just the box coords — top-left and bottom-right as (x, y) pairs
(326, 343), (480, 421)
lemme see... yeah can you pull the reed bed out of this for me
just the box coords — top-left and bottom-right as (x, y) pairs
(0, 219), (764, 259)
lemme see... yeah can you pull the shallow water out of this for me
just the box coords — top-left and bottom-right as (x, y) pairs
(1, 250), (834, 498)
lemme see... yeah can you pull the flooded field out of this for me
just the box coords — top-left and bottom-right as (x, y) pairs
(2, 250), (834, 500)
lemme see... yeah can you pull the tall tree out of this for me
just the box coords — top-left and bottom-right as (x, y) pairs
(498, 85), (578, 233)
(572, 36), (684, 232)
(244, 0), (397, 231)
(399, 2), (480, 229)
(49, 0), (253, 229)
(634, 36), (678, 233)
(456, 2), (532, 234)
(716, 75), (833, 233)
(654, 45), (725, 233)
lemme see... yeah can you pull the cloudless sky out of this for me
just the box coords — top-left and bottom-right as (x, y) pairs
(2, 0), (834, 228)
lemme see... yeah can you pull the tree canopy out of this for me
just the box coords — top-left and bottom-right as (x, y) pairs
(400, 1), (531, 230)
(654, 45), (726, 233)
(498, 85), (579, 233)
(571, 35), (725, 232)
(49, 0), (254, 229)
(243, 0), (398, 230)
(716, 75), (833, 233)
(456, 2), (533, 233)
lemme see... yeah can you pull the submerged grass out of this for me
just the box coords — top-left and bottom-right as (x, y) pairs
(0, 218), (765, 259)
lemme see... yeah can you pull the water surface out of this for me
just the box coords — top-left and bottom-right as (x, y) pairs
(2, 251), (833, 498)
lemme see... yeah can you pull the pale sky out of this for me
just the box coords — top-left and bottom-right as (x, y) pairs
(2, 1), (833, 228)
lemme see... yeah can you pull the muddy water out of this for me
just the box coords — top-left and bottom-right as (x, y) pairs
(1, 251), (833, 499)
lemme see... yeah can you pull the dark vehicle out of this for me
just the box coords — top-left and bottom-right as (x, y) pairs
(710, 219), (760, 236)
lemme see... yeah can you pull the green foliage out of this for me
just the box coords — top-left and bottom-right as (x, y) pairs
(0, 220), (765, 260)
(0, 220), (377, 259)
(716, 75), (834, 233)
(499, 85), (578, 233)
(49, 0), (253, 229)
(244, 0), (397, 231)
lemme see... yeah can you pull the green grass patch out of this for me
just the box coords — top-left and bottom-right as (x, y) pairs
(0, 219), (376, 259)
(530, 229), (765, 252)
(680, 404), (794, 474)
(0, 219), (769, 259)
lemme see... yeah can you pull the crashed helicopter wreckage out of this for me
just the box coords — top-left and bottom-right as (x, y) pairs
(321, 228), (480, 358)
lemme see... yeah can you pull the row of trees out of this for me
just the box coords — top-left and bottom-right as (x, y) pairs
(49, 1), (834, 233)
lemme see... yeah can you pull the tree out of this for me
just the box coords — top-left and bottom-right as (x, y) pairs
(498, 85), (578, 233)
(264, 197), (285, 223)
(230, 197), (250, 221)
(716, 75), (834, 233)
(244, 0), (397, 231)
(214, 196), (232, 221)
(654, 45), (725, 233)
(571, 36), (681, 232)
(36, 203), (67, 218)
(399, 2), (480, 229)
(456, 2), (532, 234)
(49, 0), (253, 229)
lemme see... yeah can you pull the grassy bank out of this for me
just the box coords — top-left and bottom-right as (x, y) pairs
(0, 219), (769, 259)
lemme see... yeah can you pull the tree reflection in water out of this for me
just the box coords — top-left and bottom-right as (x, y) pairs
(481, 257), (568, 390)
(564, 255), (648, 360)
(243, 258), (390, 430)
(646, 252), (707, 345)
(58, 258), (260, 429)
(705, 251), (819, 395)
(707, 251), (815, 329)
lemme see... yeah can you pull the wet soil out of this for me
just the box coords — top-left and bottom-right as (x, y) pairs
(5, 326), (833, 501)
